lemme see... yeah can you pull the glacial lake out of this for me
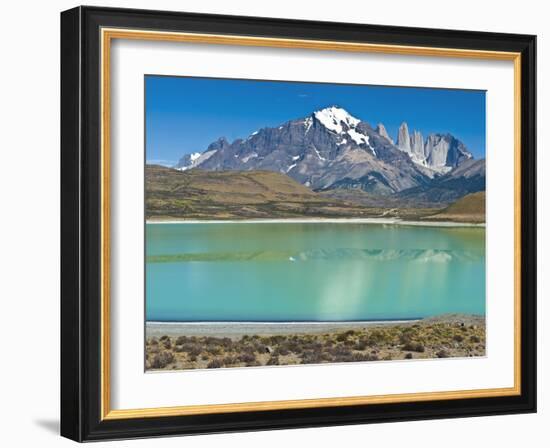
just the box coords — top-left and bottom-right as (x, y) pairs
(146, 222), (485, 322)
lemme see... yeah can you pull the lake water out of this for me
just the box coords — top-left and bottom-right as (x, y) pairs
(146, 222), (485, 322)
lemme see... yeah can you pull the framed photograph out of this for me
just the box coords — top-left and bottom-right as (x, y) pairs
(61, 6), (536, 442)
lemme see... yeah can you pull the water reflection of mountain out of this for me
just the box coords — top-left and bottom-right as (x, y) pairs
(147, 248), (484, 263)
(291, 248), (483, 263)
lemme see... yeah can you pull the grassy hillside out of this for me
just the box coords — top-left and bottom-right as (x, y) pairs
(146, 165), (383, 220)
(320, 188), (439, 219)
(423, 191), (485, 223)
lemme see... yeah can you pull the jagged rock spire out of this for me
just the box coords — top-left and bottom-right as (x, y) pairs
(376, 123), (393, 144)
(397, 122), (411, 153)
(410, 130), (424, 159)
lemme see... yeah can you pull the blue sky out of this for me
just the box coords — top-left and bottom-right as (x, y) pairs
(145, 75), (486, 165)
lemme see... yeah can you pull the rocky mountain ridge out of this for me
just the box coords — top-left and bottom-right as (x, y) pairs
(172, 106), (484, 206)
(396, 122), (473, 173)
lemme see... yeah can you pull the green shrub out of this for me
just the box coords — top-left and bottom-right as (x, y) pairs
(240, 344), (257, 355)
(350, 352), (378, 362)
(329, 345), (352, 357)
(268, 335), (285, 345)
(207, 359), (223, 369)
(181, 343), (202, 357)
(217, 337), (232, 347)
(206, 346), (222, 356)
(367, 330), (387, 345)
(301, 341), (323, 352)
(222, 356), (238, 365)
(274, 347), (289, 356)
(300, 350), (324, 364)
(266, 356), (280, 366)
(278, 339), (300, 353)
(402, 342), (425, 353)
(150, 351), (174, 369)
(335, 332), (349, 342)
(237, 353), (256, 363)
(176, 336), (188, 345)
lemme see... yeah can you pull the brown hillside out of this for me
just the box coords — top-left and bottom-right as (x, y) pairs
(424, 191), (485, 223)
(145, 165), (378, 220)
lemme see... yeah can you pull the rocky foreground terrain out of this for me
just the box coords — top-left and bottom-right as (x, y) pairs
(145, 315), (485, 371)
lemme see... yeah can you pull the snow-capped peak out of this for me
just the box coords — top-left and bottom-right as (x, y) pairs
(313, 106), (360, 134)
(313, 106), (376, 156)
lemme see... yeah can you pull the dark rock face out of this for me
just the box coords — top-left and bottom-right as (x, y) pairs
(396, 159), (486, 207)
(175, 137), (230, 171)
(172, 106), (483, 204)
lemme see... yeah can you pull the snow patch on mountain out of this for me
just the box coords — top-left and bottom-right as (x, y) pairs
(304, 117), (313, 133)
(312, 146), (326, 162)
(314, 106), (360, 134)
(347, 129), (376, 156)
(246, 131), (259, 141)
(176, 149), (217, 171)
(242, 153), (258, 163)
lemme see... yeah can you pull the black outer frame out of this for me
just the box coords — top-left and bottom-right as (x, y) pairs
(60, 6), (537, 442)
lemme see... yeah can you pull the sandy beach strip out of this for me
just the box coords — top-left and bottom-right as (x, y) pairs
(146, 217), (485, 228)
(146, 320), (419, 339)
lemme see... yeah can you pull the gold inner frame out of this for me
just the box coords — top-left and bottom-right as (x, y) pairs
(100, 28), (522, 421)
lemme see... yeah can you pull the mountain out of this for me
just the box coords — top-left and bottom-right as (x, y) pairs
(172, 106), (483, 207)
(321, 159), (485, 209)
(146, 165), (383, 220)
(176, 106), (431, 194)
(396, 159), (485, 207)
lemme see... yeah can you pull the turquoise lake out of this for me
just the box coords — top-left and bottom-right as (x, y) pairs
(145, 222), (486, 322)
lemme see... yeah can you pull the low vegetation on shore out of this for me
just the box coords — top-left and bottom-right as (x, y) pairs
(145, 316), (485, 371)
